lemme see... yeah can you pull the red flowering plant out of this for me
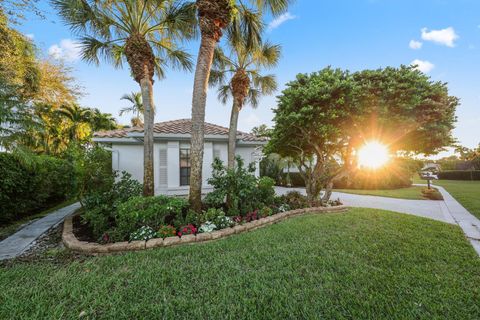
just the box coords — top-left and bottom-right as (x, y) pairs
(178, 224), (197, 237)
(233, 215), (243, 224)
(157, 225), (177, 239)
(245, 210), (259, 222)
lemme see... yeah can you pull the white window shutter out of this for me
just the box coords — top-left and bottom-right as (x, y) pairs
(159, 146), (168, 188)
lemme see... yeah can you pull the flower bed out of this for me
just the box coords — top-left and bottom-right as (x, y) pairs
(63, 205), (349, 254)
(67, 158), (346, 254)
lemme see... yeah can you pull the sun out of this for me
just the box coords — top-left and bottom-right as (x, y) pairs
(357, 141), (390, 169)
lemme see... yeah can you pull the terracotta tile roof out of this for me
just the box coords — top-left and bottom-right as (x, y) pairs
(94, 119), (267, 142)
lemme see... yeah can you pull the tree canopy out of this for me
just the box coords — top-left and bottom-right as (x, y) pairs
(266, 66), (459, 202)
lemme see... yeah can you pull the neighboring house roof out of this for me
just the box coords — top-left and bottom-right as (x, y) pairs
(421, 163), (441, 171)
(93, 119), (267, 143)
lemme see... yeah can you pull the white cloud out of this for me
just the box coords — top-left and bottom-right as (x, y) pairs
(267, 12), (297, 31)
(25, 33), (34, 40)
(48, 39), (81, 62)
(409, 40), (422, 49)
(421, 27), (459, 47)
(410, 59), (435, 73)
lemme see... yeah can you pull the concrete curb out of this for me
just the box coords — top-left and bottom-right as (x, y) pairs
(63, 205), (349, 254)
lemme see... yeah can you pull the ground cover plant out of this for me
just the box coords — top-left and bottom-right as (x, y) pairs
(1, 209), (479, 319)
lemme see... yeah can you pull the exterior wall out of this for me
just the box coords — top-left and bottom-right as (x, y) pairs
(110, 140), (262, 196)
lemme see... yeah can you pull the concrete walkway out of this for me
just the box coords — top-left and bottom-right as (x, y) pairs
(0, 202), (81, 260)
(414, 184), (480, 255)
(276, 186), (480, 256)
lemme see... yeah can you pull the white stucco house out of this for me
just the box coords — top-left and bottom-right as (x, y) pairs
(93, 119), (266, 196)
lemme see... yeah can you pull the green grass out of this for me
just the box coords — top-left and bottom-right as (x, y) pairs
(414, 175), (480, 219)
(434, 180), (480, 219)
(335, 186), (426, 200)
(0, 199), (77, 241)
(1, 208), (479, 319)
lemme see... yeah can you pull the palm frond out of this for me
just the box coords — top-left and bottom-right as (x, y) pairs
(217, 85), (232, 105)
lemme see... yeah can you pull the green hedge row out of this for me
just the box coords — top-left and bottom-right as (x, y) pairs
(0, 152), (75, 224)
(283, 169), (412, 190)
(438, 170), (480, 181)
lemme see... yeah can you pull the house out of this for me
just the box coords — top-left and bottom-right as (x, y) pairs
(93, 119), (266, 196)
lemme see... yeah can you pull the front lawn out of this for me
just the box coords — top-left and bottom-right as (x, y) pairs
(1, 208), (479, 319)
(335, 186), (426, 200)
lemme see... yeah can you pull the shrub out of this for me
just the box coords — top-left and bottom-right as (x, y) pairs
(114, 195), (188, 241)
(438, 170), (480, 181)
(129, 226), (157, 241)
(205, 157), (274, 216)
(157, 225), (177, 239)
(257, 177), (276, 207)
(280, 191), (308, 209)
(421, 188), (444, 200)
(66, 144), (113, 198)
(81, 172), (142, 239)
(260, 207), (273, 218)
(0, 152), (74, 223)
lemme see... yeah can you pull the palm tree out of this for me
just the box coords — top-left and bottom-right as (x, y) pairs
(90, 108), (117, 131)
(53, 0), (196, 196)
(189, 0), (292, 211)
(210, 35), (279, 169)
(119, 92), (144, 126)
(56, 104), (92, 141)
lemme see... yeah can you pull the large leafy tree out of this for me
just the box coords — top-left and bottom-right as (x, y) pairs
(53, 0), (196, 196)
(119, 92), (144, 126)
(267, 66), (459, 203)
(210, 32), (279, 169)
(189, 0), (292, 211)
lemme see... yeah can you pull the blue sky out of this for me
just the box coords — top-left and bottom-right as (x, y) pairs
(18, 0), (480, 154)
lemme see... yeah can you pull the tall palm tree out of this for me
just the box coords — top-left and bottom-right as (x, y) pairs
(53, 0), (196, 196)
(210, 35), (280, 169)
(56, 104), (92, 141)
(119, 92), (144, 126)
(189, 0), (292, 211)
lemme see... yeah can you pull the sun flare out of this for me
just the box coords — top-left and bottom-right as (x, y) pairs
(357, 141), (390, 169)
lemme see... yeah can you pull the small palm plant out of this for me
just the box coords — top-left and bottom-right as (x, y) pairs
(119, 92), (144, 126)
(210, 33), (280, 169)
(52, 0), (196, 196)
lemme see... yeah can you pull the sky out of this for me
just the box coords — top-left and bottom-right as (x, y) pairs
(17, 0), (480, 156)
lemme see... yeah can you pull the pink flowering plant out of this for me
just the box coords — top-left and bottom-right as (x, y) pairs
(178, 224), (197, 237)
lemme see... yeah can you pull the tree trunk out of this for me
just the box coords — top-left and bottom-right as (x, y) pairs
(189, 36), (217, 211)
(227, 99), (241, 169)
(322, 181), (333, 203)
(140, 73), (155, 196)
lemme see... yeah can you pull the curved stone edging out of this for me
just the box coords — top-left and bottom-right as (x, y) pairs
(62, 205), (349, 254)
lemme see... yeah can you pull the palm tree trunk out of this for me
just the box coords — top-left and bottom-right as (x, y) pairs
(189, 36), (217, 212)
(228, 99), (241, 169)
(140, 73), (155, 197)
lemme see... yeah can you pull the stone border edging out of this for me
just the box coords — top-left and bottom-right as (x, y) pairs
(62, 205), (349, 254)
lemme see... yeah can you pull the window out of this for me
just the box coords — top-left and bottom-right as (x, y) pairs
(180, 148), (190, 186)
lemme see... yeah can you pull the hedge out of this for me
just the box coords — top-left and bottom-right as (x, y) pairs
(0, 152), (75, 224)
(438, 170), (480, 181)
